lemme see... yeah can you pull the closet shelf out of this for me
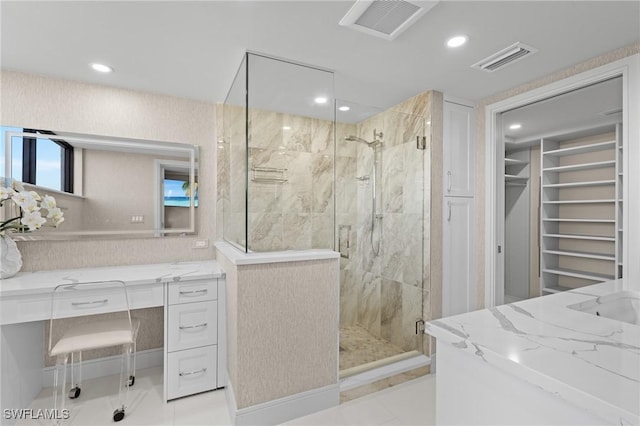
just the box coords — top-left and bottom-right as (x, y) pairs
(542, 286), (573, 295)
(542, 218), (615, 223)
(543, 233), (615, 242)
(542, 199), (615, 204)
(543, 267), (615, 282)
(505, 158), (528, 165)
(543, 141), (616, 157)
(505, 174), (528, 181)
(542, 180), (615, 188)
(542, 250), (615, 261)
(543, 160), (615, 173)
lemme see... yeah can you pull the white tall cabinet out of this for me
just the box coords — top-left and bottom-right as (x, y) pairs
(442, 100), (476, 317)
(443, 102), (476, 197)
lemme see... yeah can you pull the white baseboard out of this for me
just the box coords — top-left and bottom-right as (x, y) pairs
(42, 348), (163, 388)
(226, 374), (339, 426)
(340, 354), (431, 392)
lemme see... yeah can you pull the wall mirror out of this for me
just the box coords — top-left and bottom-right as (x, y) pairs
(1, 126), (198, 240)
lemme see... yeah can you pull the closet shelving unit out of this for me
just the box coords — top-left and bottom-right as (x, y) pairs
(504, 156), (529, 186)
(616, 123), (624, 279)
(504, 150), (531, 301)
(540, 124), (622, 295)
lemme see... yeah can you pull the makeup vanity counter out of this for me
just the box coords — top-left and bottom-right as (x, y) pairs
(426, 279), (640, 425)
(0, 260), (226, 419)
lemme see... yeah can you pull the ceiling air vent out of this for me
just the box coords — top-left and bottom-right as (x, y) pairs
(339, 0), (439, 41)
(472, 42), (538, 72)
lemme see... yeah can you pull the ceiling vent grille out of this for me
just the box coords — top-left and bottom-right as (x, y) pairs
(339, 0), (439, 41)
(472, 42), (538, 72)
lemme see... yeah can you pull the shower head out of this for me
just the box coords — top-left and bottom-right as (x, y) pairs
(344, 135), (382, 147)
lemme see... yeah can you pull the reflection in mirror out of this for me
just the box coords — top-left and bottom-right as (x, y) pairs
(1, 127), (198, 239)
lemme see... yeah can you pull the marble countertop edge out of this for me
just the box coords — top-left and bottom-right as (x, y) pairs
(426, 279), (640, 425)
(0, 260), (224, 297)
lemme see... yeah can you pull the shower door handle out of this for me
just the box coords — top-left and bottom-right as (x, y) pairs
(447, 171), (452, 193)
(447, 201), (452, 222)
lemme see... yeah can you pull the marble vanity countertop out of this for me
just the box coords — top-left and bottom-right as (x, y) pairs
(0, 260), (223, 297)
(426, 279), (640, 425)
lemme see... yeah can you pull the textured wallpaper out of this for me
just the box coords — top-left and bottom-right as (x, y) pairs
(217, 247), (339, 410)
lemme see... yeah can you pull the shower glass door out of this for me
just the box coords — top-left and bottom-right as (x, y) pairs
(336, 99), (428, 376)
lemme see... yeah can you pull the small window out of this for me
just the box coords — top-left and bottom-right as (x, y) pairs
(164, 178), (198, 207)
(1, 127), (74, 193)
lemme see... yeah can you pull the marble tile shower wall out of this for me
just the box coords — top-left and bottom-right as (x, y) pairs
(340, 92), (432, 355)
(222, 105), (339, 251)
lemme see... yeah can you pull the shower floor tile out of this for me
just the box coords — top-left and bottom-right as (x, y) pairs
(339, 325), (405, 372)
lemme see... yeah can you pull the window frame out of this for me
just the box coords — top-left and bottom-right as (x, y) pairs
(7, 128), (74, 193)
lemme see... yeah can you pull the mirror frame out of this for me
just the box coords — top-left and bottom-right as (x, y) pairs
(3, 129), (198, 240)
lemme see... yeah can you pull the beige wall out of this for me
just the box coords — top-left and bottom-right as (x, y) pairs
(474, 43), (640, 308)
(0, 70), (217, 271)
(217, 249), (339, 409)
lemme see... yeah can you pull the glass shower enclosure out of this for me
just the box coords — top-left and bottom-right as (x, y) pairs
(221, 52), (335, 252)
(220, 52), (430, 378)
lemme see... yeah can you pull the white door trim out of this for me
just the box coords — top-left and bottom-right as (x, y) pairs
(484, 54), (640, 308)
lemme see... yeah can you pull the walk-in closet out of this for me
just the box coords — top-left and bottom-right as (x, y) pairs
(500, 76), (623, 302)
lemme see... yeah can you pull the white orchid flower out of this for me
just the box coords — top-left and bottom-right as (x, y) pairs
(11, 191), (32, 206)
(20, 211), (47, 231)
(47, 206), (64, 221)
(41, 195), (57, 209)
(11, 180), (24, 192)
(21, 197), (40, 213)
(0, 186), (14, 201)
(52, 215), (65, 227)
(29, 191), (41, 201)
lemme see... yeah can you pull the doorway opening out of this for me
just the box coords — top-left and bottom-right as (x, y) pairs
(484, 56), (639, 308)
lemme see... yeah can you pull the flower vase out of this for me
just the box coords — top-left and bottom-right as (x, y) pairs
(0, 234), (22, 279)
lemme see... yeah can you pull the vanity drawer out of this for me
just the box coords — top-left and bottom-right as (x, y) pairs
(167, 345), (217, 400)
(168, 300), (217, 352)
(168, 279), (217, 305)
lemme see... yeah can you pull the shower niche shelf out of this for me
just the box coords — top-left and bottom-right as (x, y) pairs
(250, 166), (288, 183)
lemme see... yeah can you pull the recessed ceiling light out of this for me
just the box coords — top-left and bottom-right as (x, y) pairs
(282, 126), (291, 130)
(314, 97), (328, 104)
(339, 106), (350, 112)
(90, 63), (113, 73)
(446, 35), (468, 48)
(509, 123), (522, 130)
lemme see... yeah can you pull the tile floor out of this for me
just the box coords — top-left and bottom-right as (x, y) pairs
(21, 366), (437, 426)
(339, 325), (405, 371)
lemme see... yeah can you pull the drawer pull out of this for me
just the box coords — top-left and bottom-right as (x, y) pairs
(179, 322), (208, 330)
(179, 367), (207, 377)
(179, 289), (208, 296)
(71, 299), (108, 307)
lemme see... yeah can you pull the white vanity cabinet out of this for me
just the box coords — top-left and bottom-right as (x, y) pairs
(165, 278), (224, 400)
(0, 260), (226, 419)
